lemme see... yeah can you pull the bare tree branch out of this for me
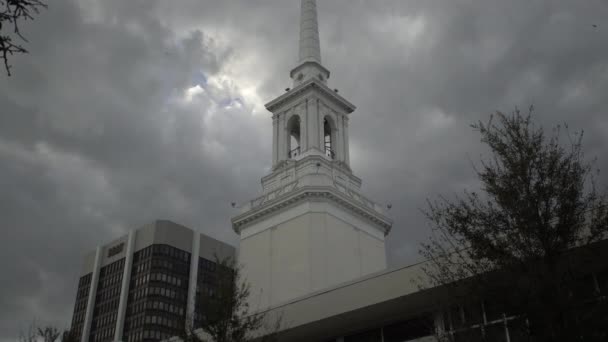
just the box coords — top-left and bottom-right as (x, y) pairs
(0, 0), (47, 76)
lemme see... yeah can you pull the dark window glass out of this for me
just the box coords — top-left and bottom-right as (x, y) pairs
(123, 244), (190, 341)
(90, 258), (125, 342)
(383, 316), (433, 342)
(485, 323), (507, 342)
(508, 317), (532, 342)
(450, 305), (464, 329)
(597, 270), (608, 295)
(453, 327), (483, 342)
(344, 329), (382, 342)
(463, 302), (483, 325)
(70, 272), (92, 341)
(570, 274), (597, 301)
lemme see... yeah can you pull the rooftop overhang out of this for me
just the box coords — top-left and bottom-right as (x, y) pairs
(252, 260), (451, 342)
(257, 239), (608, 341)
(265, 78), (356, 114)
(231, 185), (393, 235)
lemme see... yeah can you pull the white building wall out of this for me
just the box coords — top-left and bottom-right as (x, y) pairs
(239, 200), (387, 308)
(239, 229), (273, 309)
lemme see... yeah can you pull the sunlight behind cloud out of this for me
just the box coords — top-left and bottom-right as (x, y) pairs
(184, 84), (205, 102)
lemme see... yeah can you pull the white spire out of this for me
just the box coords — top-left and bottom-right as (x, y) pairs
(298, 0), (322, 64)
(291, 0), (330, 86)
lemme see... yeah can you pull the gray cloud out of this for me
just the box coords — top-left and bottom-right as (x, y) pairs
(1, 0), (607, 339)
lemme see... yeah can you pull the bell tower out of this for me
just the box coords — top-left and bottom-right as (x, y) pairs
(232, 0), (392, 309)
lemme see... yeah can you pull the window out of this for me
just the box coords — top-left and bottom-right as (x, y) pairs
(344, 329), (381, 342)
(287, 115), (301, 158)
(383, 316), (433, 342)
(453, 327), (483, 342)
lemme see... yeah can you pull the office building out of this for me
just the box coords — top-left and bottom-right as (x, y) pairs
(70, 220), (234, 342)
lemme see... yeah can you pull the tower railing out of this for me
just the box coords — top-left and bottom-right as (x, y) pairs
(289, 146), (301, 159)
(325, 147), (335, 159)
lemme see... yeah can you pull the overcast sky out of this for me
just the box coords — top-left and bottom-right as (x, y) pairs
(1, 0), (607, 339)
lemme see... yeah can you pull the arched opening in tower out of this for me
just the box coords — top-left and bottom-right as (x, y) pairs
(324, 117), (335, 159)
(287, 115), (301, 158)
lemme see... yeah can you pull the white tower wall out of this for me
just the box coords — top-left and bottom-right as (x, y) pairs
(239, 200), (387, 308)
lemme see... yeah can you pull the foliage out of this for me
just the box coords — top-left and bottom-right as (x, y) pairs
(0, 0), (46, 76)
(182, 256), (281, 342)
(19, 322), (77, 342)
(420, 108), (608, 341)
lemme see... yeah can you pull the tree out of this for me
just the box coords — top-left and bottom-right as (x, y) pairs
(19, 322), (77, 342)
(181, 256), (281, 342)
(1, 0), (46, 76)
(420, 108), (608, 341)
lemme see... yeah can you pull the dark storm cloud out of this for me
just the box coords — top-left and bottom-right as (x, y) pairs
(1, 0), (607, 340)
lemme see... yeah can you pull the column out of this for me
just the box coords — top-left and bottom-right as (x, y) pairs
(114, 230), (136, 341)
(343, 116), (350, 165)
(272, 115), (278, 166)
(307, 98), (320, 151)
(317, 100), (324, 150)
(81, 247), (102, 342)
(186, 232), (201, 330)
(300, 107), (308, 152)
(336, 114), (344, 162)
(278, 113), (287, 161)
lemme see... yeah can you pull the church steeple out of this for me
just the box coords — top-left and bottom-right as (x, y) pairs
(233, 0), (392, 309)
(291, 0), (330, 87)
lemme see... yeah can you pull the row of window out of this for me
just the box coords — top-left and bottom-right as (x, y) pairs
(98, 270), (124, 289)
(196, 283), (217, 298)
(73, 295), (89, 318)
(75, 284), (91, 302)
(124, 245), (192, 340)
(445, 316), (529, 342)
(97, 283), (122, 303)
(90, 328), (115, 342)
(124, 247), (160, 339)
(93, 298), (120, 317)
(132, 244), (191, 264)
(199, 257), (217, 272)
(125, 329), (174, 342)
(341, 316), (433, 342)
(151, 271), (187, 287)
(130, 285), (186, 302)
(153, 244), (190, 262)
(91, 259), (123, 341)
(143, 314), (183, 329)
(145, 299), (185, 316)
(100, 259), (124, 276)
(74, 295), (89, 312)
(70, 273), (93, 342)
(131, 258), (190, 278)
(125, 312), (184, 334)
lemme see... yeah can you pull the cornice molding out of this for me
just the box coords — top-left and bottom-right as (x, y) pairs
(264, 154), (358, 185)
(232, 186), (393, 236)
(265, 79), (356, 114)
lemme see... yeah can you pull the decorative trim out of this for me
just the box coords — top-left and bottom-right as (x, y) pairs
(289, 60), (330, 79)
(265, 79), (356, 114)
(232, 186), (392, 235)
